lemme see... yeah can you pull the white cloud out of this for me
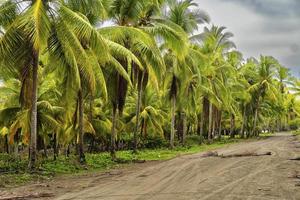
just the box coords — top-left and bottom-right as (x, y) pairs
(196, 0), (300, 75)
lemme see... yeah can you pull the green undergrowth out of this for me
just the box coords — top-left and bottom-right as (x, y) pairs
(293, 130), (300, 136)
(259, 132), (274, 138)
(0, 137), (258, 188)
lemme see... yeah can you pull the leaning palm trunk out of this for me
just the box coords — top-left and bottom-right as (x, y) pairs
(78, 90), (86, 163)
(111, 108), (118, 160)
(28, 50), (39, 170)
(170, 95), (176, 148)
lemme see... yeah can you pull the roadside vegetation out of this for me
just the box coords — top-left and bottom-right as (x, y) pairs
(1, 136), (250, 187)
(1, 0), (300, 187)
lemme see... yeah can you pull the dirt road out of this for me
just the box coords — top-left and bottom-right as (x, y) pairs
(1, 133), (300, 200)
(53, 133), (300, 200)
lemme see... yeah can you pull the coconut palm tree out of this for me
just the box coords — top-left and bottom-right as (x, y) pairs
(104, 0), (191, 154)
(163, 0), (209, 147)
(197, 25), (236, 140)
(248, 56), (278, 136)
(0, 0), (146, 166)
(0, 75), (63, 157)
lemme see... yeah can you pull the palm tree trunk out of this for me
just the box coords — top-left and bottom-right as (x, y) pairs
(287, 113), (290, 131)
(140, 119), (144, 137)
(111, 108), (117, 160)
(230, 114), (235, 138)
(28, 50), (39, 170)
(218, 111), (222, 139)
(252, 96), (261, 137)
(78, 89), (86, 163)
(199, 112), (204, 144)
(5, 135), (9, 154)
(253, 107), (259, 136)
(89, 95), (93, 122)
(199, 97), (208, 144)
(14, 142), (18, 156)
(133, 72), (144, 153)
(240, 106), (246, 138)
(170, 95), (176, 149)
(212, 107), (216, 139)
(53, 132), (58, 160)
(181, 112), (187, 145)
(208, 101), (213, 141)
(43, 137), (47, 158)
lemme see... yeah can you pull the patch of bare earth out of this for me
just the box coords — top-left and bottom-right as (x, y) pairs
(1, 132), (300, 200)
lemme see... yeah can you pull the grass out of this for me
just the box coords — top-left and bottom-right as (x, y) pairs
(293, 130), (300, 136)
(0, 137), (257, 188)
(259, 132), (274, 138)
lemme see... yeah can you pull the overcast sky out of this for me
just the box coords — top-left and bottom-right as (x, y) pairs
(196, 0), (300, 76)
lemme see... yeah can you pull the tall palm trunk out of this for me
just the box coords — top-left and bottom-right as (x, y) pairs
(170, 94), (176, 149)
(28, 50), (39, 170)
(199, 111), (204, 144)
(230, 114), (235, 138)
(78, 89), (85, 163)
(212, 106), (216, 138)
(53, 132), (58, 160)
(43, 137), (48, 158)
(287, 113), (290, 131)
(252, 95), (261, 136)
(111, 108), (118, 160)
(240, 105), (246, 138)
(181, 112), (187, 145)
(199, 97), (209, 144)
(133, 72), (144, 153)
(208, 101), (213, 141)
(253, 107), (259, 136)
(5, 135), (9, 154)
(252, 97), (261, 137)
(218, 111), (222, 139)
(89, 95), (93, 122)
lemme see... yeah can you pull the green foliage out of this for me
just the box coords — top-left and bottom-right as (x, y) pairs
(142, 135), (168, 149)
(0, 0), (300, 175)
(289, 119), (300, 130)
(0, 154), (27, 172)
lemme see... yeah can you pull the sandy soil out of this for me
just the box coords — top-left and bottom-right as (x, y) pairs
(1, 132), (300, 200)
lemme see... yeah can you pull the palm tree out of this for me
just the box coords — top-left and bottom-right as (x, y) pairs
(198, 25), (236, 140)
(125, 86), (167, 140)
(0, 0), (141, 166)
(105, 0), (189, 154)
(248, 56), (278, 136)
(163, 0), (208, 147)
(0, 75), (62, 157)
(0, 0), (52, 168)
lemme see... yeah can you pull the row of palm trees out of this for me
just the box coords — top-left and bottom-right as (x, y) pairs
(0, 0), (299, 169)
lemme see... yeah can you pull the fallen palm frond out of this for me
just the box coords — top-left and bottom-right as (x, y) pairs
(201, 151), (272, 158)
(219, 151), (272, 158)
